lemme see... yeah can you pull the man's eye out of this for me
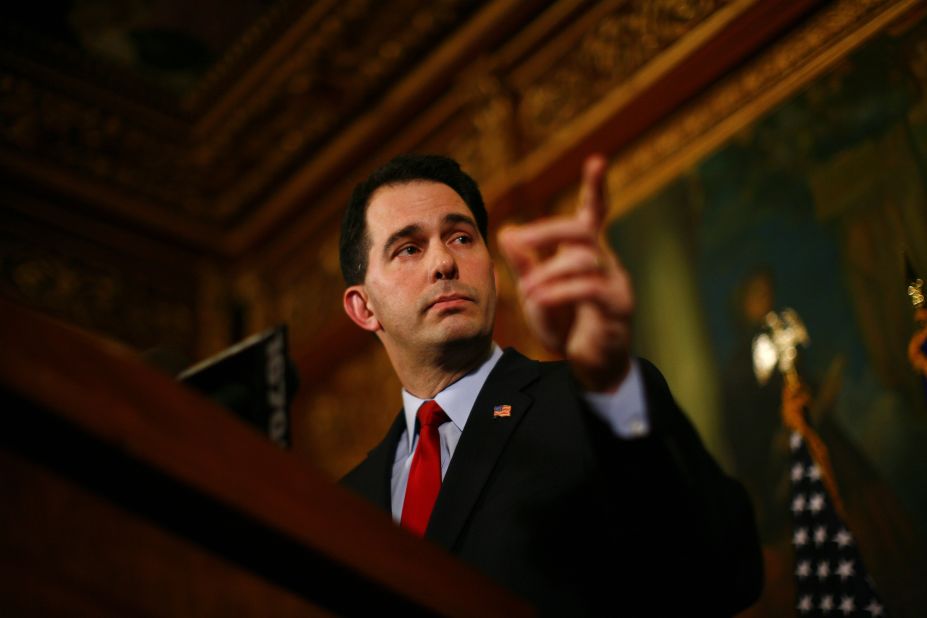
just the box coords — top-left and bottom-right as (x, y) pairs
(398, 245), (419, 256)
(452, 234), (472, 245)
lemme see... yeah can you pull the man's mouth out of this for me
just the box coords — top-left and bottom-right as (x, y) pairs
(426, 293), (473, 311)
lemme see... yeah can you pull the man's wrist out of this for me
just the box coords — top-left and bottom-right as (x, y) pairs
(572, 356), (631, 394)
(582, 359), (650, 439)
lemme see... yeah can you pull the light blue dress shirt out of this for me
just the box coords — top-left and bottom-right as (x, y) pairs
(390, 344), (649, 521)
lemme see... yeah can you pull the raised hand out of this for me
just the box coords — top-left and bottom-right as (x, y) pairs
(497, 155), (635, 392)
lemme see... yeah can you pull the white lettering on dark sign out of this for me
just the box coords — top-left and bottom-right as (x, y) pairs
(266, 332), (287, 446)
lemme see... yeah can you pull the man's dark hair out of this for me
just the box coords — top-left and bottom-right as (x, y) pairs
(339, 153), (488, 285)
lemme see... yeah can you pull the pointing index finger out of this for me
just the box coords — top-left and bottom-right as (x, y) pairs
(578, 154), (608, 232)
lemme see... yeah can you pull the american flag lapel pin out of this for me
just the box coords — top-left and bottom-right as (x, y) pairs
(493, 404), (511, 418)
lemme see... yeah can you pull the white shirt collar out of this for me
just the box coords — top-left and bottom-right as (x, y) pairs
(400, 344), (503, 453)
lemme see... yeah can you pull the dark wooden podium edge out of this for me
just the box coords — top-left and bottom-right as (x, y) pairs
(0, 299), (533, 617)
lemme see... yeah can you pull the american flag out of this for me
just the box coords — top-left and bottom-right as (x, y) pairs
(789, 431), (886, 616)
(493, 404), (511, 418)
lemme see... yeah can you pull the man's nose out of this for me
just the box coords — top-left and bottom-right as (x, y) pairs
(432, 246), (458, 281)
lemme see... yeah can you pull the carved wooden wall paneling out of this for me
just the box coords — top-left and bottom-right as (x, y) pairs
(0, 204), (199, 359)
(295, 340), (401, 479)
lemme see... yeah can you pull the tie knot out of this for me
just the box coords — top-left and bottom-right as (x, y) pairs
(417, 400), (449, 427)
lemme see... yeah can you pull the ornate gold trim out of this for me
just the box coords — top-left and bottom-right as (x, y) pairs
(482, 0), (757, 204)
(604, 0), (920, 221)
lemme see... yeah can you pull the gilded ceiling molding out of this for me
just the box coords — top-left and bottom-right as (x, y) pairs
(423, 0), (734, 210)
(229, 0), (550, 255)
(0, 66), (221, 238)
(516, 0), (728, 148)
(603, 0), (920, 220)
(479, 0), (760, 209)
(0, 0), (489, 235)
(198, 0), (479, 221)
(447, 72), (521, 185)
(183, 0), (326, 117)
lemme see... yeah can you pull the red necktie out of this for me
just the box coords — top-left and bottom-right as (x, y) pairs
(400, 400), (449, 536)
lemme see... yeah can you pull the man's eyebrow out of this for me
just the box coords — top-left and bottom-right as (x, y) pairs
(444, 213), (477, 229)
(382, 224), (422, 256)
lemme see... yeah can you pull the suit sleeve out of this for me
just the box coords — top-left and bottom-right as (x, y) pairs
(583, 358), (764, 615)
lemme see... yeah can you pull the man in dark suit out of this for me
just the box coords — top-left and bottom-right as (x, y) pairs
(338, 153), (762, 614)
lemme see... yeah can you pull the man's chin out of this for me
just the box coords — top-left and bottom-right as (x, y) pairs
(428, 320), (492, 348)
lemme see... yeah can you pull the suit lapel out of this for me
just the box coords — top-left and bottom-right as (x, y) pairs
(357, 411), (406, 511)
(425, 348), (540, 549)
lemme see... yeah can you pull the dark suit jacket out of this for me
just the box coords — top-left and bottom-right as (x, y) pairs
(343, 349), (762, 616)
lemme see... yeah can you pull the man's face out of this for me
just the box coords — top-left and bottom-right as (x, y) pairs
(349, 180), (496, 356)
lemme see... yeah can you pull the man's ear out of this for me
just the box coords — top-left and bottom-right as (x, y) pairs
(343, 285), (380, 332)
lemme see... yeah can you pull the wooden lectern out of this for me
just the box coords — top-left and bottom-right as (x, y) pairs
(0, 299), (532, 617)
